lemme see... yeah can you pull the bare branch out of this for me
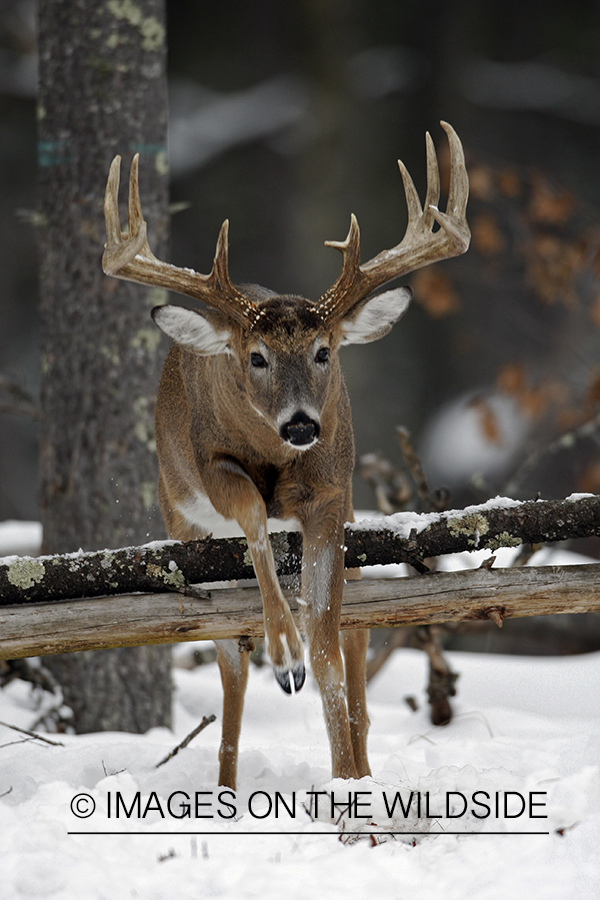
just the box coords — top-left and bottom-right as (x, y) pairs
(505, 409), (600, 496)
(0, 373), (39, 420)
(396, 426), (449, 512)
(0, 720), (64, 746)
(2, 494), (600, 607)
(155, 714), (217, 768)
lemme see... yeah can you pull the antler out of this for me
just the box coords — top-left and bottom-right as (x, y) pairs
(102, 154), (262, 329)
(315, 121), (470, 323)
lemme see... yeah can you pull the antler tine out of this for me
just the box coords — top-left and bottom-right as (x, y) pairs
(421, 131), (441, 229)
(127, 153), (145, 238)
(102, 155), (149, 275)
(317, 214), (364, 319)
(396, 156), (425, 235)
(103, 155), (123, 250)
(213, 218), (233, 291)
(102, 155), (261, 329)
(323, 212), (361, 267)
(441, 120), (469, 217)
(315, 122), (470, 324)
(427, 120), (470, 244)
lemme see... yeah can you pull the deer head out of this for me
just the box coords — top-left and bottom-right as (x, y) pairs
(103, 121), (468, 453)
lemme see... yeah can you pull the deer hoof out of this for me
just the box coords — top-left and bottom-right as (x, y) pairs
(274, 661), (306, 695)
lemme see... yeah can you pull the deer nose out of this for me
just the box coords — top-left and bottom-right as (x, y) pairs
(280, 411), (320, 447)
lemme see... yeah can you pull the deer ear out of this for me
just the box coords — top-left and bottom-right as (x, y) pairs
(339, 286), (412, 345)
(152, 306), (232, 356)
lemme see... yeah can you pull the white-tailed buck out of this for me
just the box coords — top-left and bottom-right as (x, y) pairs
(102, 122), (469, 789)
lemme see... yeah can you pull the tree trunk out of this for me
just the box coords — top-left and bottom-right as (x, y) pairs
(37, 0), (171, 732)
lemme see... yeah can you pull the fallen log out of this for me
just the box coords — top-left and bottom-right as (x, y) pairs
(2, 563), (600, 659)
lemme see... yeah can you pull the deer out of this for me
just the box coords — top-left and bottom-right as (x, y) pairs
(102, 121), (470, 790)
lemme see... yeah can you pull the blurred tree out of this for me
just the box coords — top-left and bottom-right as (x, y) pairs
(37, 0), (172, 732)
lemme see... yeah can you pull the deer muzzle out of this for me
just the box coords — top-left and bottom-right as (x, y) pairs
(279, 411), (321, 448)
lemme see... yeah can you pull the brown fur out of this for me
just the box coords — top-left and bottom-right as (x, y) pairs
(155, 299), (370, 788)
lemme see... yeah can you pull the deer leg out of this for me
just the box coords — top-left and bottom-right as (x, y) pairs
(341, 491), (371, 776)
(158, 477), (251, 788)
(302, 516), (357, 780)
(340, 624), (371, 777)
(215, 639), (250, 789)
(207, 459), (305, 694)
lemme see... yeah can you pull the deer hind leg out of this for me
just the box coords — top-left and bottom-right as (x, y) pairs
(341, 624), (371, 778)
(302, 518), (358, 780)
(341, 488), (371, 777)
(158, 475), (252, 789)
(215, 639), (250, 789)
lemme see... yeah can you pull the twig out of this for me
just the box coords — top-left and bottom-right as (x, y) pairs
(511, 543), (542, 567)
(155, 714), (217, 768)
(396, 426), (448, 512)
(0, 719), (64, 746)
(0, 658), (59, 693)
(357, 451), (411, 514)
(414, 626), (459, 726)
(366, 628), (411, 682)
(505, 408), (600, 496)
(0, 373), (39, 420)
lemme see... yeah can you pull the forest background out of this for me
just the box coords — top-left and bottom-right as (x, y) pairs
(2, 0), (600, 526)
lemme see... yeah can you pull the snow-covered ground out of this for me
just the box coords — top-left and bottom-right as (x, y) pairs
(1, 520), (599, 898)
(1, 646), (599, 899)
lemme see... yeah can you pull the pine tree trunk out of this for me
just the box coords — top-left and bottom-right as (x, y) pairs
(37, 0), (172, 732)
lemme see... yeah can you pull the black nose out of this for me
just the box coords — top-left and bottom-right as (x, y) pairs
(280, 412), (320, 446)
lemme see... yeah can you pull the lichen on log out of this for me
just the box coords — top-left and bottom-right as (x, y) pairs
(1, 494), (600, 608)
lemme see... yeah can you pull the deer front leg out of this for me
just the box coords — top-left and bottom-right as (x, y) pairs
(301, 510), (358, 780)
(208, 458), (305, 694)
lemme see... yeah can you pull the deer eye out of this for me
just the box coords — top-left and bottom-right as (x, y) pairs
(315, 347), (330, 364)
(250, 351), (268, 368)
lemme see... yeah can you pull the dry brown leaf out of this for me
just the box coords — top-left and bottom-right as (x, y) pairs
(468, 396), (504, 446)
(497, 168), (523, 199)
(472, 211), (506, 257)
(528, 174), (576, 227)
(411, 269), (461, 318)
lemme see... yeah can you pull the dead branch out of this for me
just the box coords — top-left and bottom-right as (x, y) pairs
(505, 408), (600, 497)
(2, 562), (600, 660)
(0, 373), (39, 420)
(357, 451), (411, 514)
(396, 426), (449, 512)
(413, 625), (459, 725)
(2, 494), (600, 607)
(0, 720), (64, 746)
(366, 628), (412, 682)
(363, 428), (454, 721)
(155, 714), (217, 768)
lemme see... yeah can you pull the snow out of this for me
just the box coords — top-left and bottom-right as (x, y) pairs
(420, 391), (530, 487)
(1, 520), (599, 897)
(1, 647), (599, 898)
(0, 521), (42, 558)
(350, 496), (525, 539)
